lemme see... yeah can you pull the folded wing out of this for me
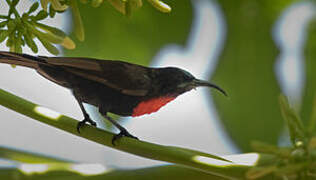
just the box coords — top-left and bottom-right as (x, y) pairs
(44, 57), (152, 96)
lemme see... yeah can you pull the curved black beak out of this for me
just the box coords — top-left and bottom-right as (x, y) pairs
(193, 79), (227, 96)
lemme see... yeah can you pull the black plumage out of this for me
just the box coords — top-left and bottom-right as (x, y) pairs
(0, 51), (226, 144)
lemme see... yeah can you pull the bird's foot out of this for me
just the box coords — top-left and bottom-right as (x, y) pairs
(112, 129), (139, 146)
(77, 117), (97, 133)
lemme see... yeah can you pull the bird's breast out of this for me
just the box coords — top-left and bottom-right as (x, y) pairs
(132, 96), (176, 117)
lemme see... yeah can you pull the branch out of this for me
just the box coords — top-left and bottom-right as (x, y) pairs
(0, 88), (251, 179)
(1, 163), (227, 180)
(0, 146), (70, 163)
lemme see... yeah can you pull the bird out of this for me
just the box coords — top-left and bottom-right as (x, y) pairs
(0, 51), (227, 145)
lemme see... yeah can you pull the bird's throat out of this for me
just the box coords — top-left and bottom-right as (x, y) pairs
(132, 96), (176, 117)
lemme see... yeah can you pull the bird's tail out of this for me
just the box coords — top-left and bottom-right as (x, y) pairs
(0, 51), (44, 69)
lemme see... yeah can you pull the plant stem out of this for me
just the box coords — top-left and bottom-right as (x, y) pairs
(0, 15), (8, 19)
(0, 88), (250, 179)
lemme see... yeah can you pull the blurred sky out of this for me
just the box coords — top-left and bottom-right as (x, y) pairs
(0, 0), (314, 169)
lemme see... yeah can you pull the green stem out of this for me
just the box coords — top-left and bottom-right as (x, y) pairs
(0, 88), (249, 179)
(0, 15), (8, 19)
(0, 164), (226, 180)
(0, 146), (70, 163)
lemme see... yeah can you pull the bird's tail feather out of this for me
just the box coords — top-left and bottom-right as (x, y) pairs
(0, 51), (44, 69)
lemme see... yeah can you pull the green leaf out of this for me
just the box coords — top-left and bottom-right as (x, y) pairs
(0, 30), (9, 43)
(69, 0), (85, 41)
(49, 4), (57, 18)
(147, 0), (171, 13)
(28, 2), (39, 14)
(279, 95), (306, 145)
(6, 36), (12, 47)
(41, 32), (64, 44)
(27, 23), (61, 54)
(34, 22), (67, 38)
(61, 36), (76, 49)
(29, 23), (63, 44)
(40, 0), (49, 11)
(11, 0), (19, 7)
(23, 32), (38, 53)
(37, 35), (60, 55)
(50, 0), (68, 11)
(251, 141), (291, 158)
(34, 10), (48, 21)
(7, 20), (16, 33)
(0, 20), (7, 28)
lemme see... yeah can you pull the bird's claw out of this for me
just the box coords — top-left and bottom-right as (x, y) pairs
(77, 118), (97, 133)
(112, 129), (139, 146)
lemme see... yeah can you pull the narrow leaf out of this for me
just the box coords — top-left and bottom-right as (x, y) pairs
(40, 0), (49, 11)
(34, 22), (67, 38)
(34, 10), (48, 21)
(61, 36), (76, 49)
(42, 32), (64, 44)
(251, 141), (291, 158)
(38, 36), (59, 55)
(51, 0), (69, 11)
(279, 95), (306, 145)
(49, 4), (57, 18)
(0, 20), (8, 28)
(7, 20), (16, 33)
(23, 32), (38, 53)
(146, 0), (171, 13)
(0, 30), (9, 43)
(28, 2), (39, 14)
(69, 0), (85, 41)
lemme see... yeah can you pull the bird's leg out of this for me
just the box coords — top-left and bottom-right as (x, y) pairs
(102, 113), (138, 145)
(74, 93), (97, 133)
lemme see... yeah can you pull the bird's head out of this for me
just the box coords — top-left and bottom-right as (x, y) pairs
(156, 67), (227, 97)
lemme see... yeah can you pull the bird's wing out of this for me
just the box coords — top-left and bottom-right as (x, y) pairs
(44, 57), (152, 96)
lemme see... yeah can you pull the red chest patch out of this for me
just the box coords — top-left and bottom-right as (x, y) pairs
(132, 96), (176, 117)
